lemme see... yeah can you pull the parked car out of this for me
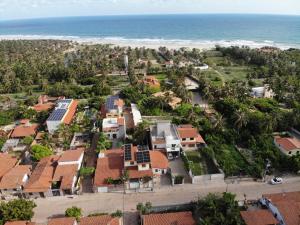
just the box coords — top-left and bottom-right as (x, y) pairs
(271, 177), (283, 185)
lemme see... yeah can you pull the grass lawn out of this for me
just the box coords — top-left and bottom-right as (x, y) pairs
(154, 73), (167, 81)
(215, 65), (251, 81)
(185, 151), (203, 176)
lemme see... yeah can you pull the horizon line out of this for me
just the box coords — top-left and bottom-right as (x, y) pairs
(1, 12), (300, 22)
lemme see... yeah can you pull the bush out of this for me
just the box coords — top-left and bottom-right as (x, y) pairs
(22, 136), (34, 145)
(31, 144), (52, 161)
(111, 210), (123, 218)
(0, 199), (36, 224)
(65, 206), (82, 221)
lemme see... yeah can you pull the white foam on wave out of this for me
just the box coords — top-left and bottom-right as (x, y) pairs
(0, 35), (298, 50)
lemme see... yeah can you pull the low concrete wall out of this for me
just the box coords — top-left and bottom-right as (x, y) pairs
(190, 173), (224, 184)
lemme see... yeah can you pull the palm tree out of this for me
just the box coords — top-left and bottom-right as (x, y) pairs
(233, 109), (249, 131)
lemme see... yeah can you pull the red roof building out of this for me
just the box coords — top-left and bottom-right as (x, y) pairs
(274, 136), (300, 156)
(142, 211), (196, 225)
(10, 123), (39, 138)
(263, 192), (300, 225)
(176, 124), (206, 150)
(4, 221), (35, 225)
(48, 217), (77, 225)
(141, 76), (160, 88)
(0, 153), (18, 179)
(80, 215), (121, 225)
(240, 210), (278, 225)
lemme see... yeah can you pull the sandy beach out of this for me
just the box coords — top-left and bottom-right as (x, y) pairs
(0, 35), (296, 50)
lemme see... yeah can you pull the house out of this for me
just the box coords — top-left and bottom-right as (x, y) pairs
(23, 155), (59, 198)
(80, 215), (122, 225)
(32, 95), (64, 112)
(251, 85), (274, 98)
(152, 91), (182, 109)
(141, 76), (160, 88)
(101, 95), (124, 118)
(70, 133), (90, 149)
(150, 121), (181, 159)
(4, 221), (35, 225)
(0, 153), (18, 180)
(24, 149), (83, 198)
(0, 165), (32, 197)
(274, 135), (300, 156)
(240, 210), (278, 225)
(123, 104), (142, 130)
(94, 144), (167, 193)
(142, 211), (196, 225)
(102, 117), (126, 140)
(48, 217), (77, 225)
(46, 99), (78, 134)
(176, 124), (206, 151)
(194, 64), (209, 70)
(10, 120), (39, 139)
(261, 191), (300, 225)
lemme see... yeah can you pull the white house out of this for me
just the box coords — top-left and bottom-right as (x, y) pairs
(150, 121), (181, 159)
(251, 85), (274, 98)
(46, 99), (78, 134)
(102, 117), (126, 140)
(131, 104), (142, 127)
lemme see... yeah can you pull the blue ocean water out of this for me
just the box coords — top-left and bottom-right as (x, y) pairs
(0, 14), (299, 48)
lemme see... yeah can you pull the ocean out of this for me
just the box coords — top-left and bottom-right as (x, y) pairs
(0, 14), (299, 49)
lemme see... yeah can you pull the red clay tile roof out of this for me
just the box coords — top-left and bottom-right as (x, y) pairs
(58, 148), (84, 163)
(0, 165), (32, 189)
(4, 221), (35, 225)
(143, 211), (196, 225)
(48, 217), (76, 225)
(53, 164), (78, 190)
(94, 149), (123, 187)
(275, 136), (300, 151)
(142, 76), (160, 87)
(150, 151), (168, 169)
(240, 210), (278, 225)
(263, 192), (300, 225)
(32, 103), (55, 112)
(177, 125), (205, 144)
(127, 166), (153, 179)
(63, 100), (78, 125)
(0, 153), (18, 179)
(10, 124), (39, 138)
(23, 156), (59, 193)
(80, 215), (120, 225)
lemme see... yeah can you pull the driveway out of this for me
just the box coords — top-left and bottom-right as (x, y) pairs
(168, 158), (191, 183)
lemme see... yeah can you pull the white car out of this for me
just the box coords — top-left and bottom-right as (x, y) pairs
(271, 177), (283, 185)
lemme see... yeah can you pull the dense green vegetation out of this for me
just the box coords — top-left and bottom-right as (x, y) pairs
(0, 199), (36, 225)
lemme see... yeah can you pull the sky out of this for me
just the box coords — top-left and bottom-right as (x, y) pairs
(0, 0), (299, 21)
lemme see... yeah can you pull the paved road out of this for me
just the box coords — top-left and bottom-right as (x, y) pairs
(33, 176), (300, 224)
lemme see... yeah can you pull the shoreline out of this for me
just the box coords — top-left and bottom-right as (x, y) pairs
(0, 35), (298, 50)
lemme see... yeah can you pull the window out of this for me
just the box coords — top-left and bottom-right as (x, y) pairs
(142, 164), (146, 167)
(155, 169), (159, 172)
(182, 144), (186, 147)
(182, 138), (186, 141)
(154, 145), (157, 149)
(289, 151), (292, 154)
(189, 144), (195, 147)
(190, 138), (194, 141)
(172, 144), (176, 147)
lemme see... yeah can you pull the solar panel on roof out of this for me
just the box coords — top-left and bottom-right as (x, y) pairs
(137, 145), (149, 151)
(47, 109), (67, 121)
(124, 144), (132, 161)
(105, 95), (119, 110)
(136, 151), (150, 164)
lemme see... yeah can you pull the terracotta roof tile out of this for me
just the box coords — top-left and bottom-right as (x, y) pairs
(150, 151), (168, 169)
(63, 100), (78, 125)
(23, 156), (59, 193)
(10, 124), (39, 138)
(0, 153), (18, 179)
(53, 164), (78, 190)
(263, 192), (300, 225)
(143, 211), (196, 225)
(240, 210), (278, 225)
(80, 215), (120, 225)
(0, 165), (32, 189)
(32, 103), (55, 112)
(94, 150), (123, 187)
(48, 217), (76, 225)
(58, 148), (84, 163)
(275, 136), (300, 151)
